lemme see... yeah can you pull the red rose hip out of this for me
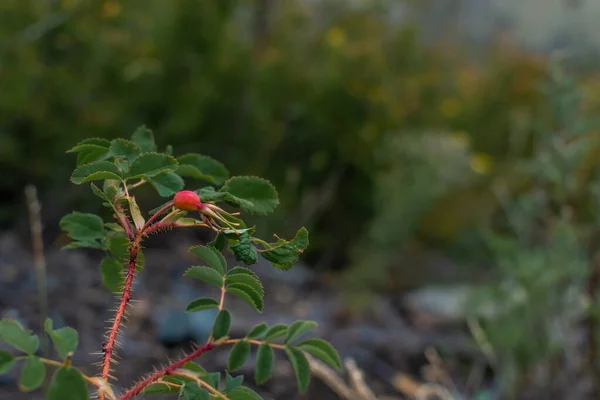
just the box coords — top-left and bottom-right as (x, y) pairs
(173, 190), (203, 211)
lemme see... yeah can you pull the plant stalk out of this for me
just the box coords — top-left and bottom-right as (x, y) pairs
(100, 245), (139, 385)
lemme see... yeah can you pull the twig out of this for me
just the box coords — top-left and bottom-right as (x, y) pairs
(221, 338), (285, 350)
(207, 280), (228, 343)
(305, 354), (388, 400)
(306, 355), (356, 400)
(346, 358), (378, 400)
(415, 384), (455, 400)
(25, 185), (48, 356)
(170, 369), (228, 399)
(424, 347), (458, 393)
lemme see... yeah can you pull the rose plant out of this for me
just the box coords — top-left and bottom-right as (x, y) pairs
(0, 127), (340, 399)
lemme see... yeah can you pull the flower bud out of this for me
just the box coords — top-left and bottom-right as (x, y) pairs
(173, 190), (202, 212)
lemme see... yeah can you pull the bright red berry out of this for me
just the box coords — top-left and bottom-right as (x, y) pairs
(173, 190), (203, 211)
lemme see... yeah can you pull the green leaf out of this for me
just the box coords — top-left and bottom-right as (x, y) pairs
(226, 268), (263, 296)
(227, 267), (259, 278)
(143, 382), (179, 394)
(71, 161), (122, 184)
(91, 183), (119, 213)
(162, 210), (187, 223)
(223, 386), (264, 400)
(128, 196), (145, 230)
(186, 298), (219, 312)
(0, 319), (39, 354)
(68, 138), (111, 153)
(109, 139), (141, 165)
(46, 366), (89, 400)
(207, 372), (220, 388)
(67, 138), (111, 166)
(222, 228), (256, 237)
(100, 257), (124, 293)
(126, 153), (178, 180)
(255, 343), (274, 385)
(131, 126), (158, 153)
(285, 321), (318, 344)
(179, 383), (210, 400)
(19, 356), (45, 391)
(149, 171), (185, 197)
(285, 346), (311, 393)
(177, 154), (229, 186)
(246, 323), (268, 339)
(103, 179), (120, 200)
(228, 340), (251, 372)
(259, 227), (310, 270)
(196, 187), (254, 211)
(231, 232), (258, 265)
(263, 324), (288, 341)
(46, 322), (79, 360)
(182, 362), (207, 375)
(105, 222), (124, 232)
(297, 338), (342, 370)
(189, 245), (227, 275)
(226, 283), (263, 313)
(0, 351), (15, 374)
(225, 372), (243, 391)
(44, 318), (54, 333)
(185, 267), (224, 288)
(156, 375), (190, 387)
(61, 240), (104, 250)
(221, 176), (279, 215)
(212, 310), (231, 340)
(210, 232), (226, 251)
(59, 212), (105, 242)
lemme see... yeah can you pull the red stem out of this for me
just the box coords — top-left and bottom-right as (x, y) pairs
(101, 245), (139, 382)
(140, 202), (173, 234)
(118, 342), (216, 400)
(99, 201), (174, 397)
(114, 204), (134, 240)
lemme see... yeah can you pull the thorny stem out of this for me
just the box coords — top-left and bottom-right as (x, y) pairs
(118, 342), (216, 400)
(142, 222), (177, 237)
(100, 245), (139, 385)
(99, 201), (174, 399)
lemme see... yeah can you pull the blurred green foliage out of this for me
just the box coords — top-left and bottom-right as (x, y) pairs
(2, 1), (600, 277)
(461, 60), (600, 396)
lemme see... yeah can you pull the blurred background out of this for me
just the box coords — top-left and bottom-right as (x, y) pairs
(2, 0), (600, 399)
